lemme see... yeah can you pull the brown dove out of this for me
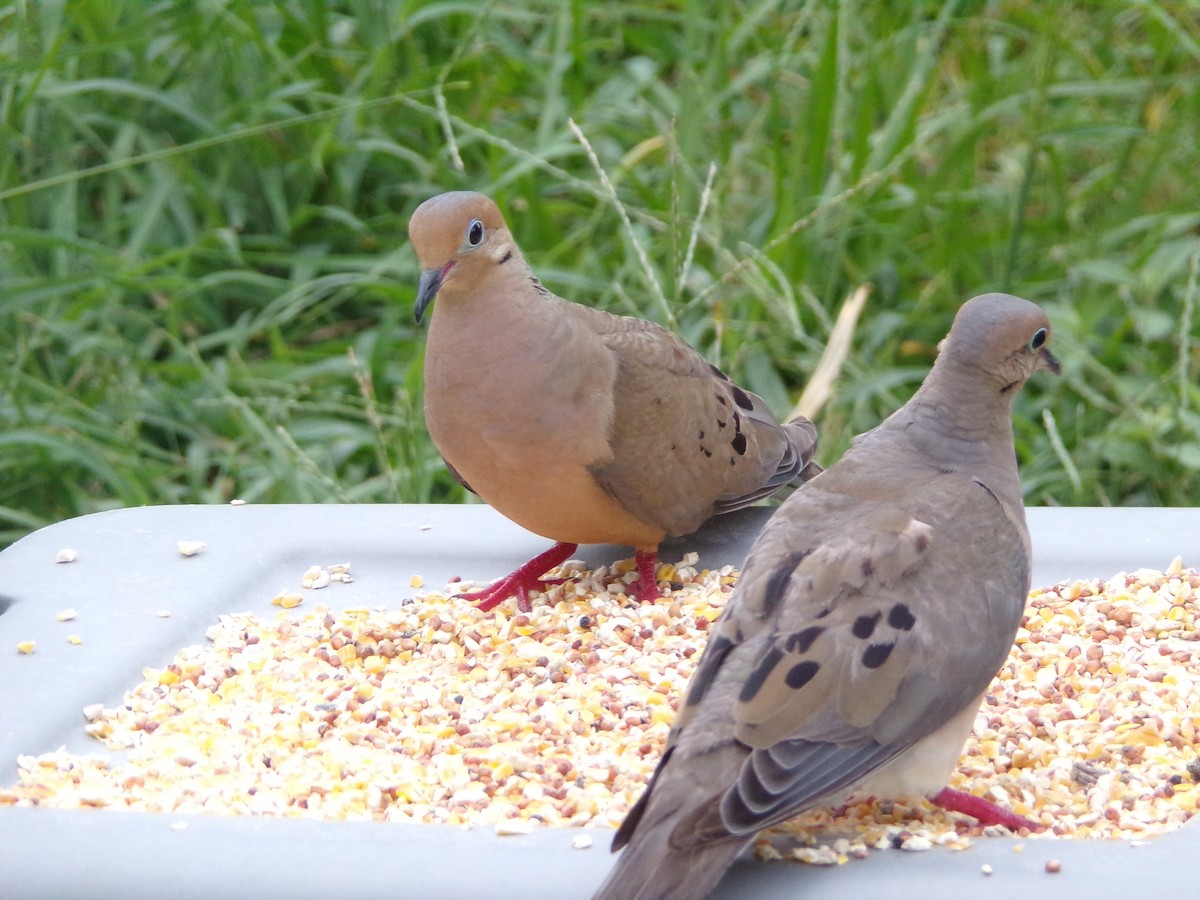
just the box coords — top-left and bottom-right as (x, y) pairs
(593, 293), (1059, 900)
(408, 191), (819, 611)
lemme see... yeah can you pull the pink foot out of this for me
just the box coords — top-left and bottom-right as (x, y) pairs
(930, 787), (1042, 832)
(455, 542), (578, 613)
(633, 549), (661, 604)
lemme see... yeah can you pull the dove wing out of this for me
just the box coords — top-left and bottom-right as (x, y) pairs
(669, 465), (1029, 842)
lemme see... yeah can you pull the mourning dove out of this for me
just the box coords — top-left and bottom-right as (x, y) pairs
(593, 293), (1059, 900)
(408, 191), (819, 611)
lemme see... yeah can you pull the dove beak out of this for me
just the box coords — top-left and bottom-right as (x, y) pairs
(415, 261), (454, 324)
(1040, 346), (1061, 376)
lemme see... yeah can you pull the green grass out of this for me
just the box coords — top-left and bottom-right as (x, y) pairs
(2, 0), (1199, 547)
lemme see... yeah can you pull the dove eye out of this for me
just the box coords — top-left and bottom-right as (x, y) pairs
(465, 219), (485, 247)
(1029, 327), (1047, 351)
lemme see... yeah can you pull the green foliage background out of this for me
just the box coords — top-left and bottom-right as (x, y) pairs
(2, 0), (1199, 547)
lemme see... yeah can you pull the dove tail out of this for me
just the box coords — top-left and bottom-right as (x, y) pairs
(591, 828), (751, 900)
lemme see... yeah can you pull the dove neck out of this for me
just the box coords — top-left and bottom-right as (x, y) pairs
(890, 364), (1022, 495)
(429, 260), (550, 345)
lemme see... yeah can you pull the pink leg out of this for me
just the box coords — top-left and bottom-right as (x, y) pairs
(455, 542), (578, 613)
(633, 549), (662, 604)
(930, 787), (1042, 832)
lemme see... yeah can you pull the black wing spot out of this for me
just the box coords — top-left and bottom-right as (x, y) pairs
(887, 603), (916, 631)
(730, 386), (755, 411)
(757, 550), (809, 616)
(785, 626), (824, 653)
(861, 559), (875, 577)
(862, 642), (894, 669)
(733, 410), (741, 430)
(685, 636), (734, 707)
(498, 250), (513, 265)
(698, 430), (705, 440)
(815, 606), (831, 619)
(702, 448), (712, 458)
(717, 419), (727, 430)
(716, 394), (728, 406)
(785, 660), (820, 690)
(739, 646), (784, 702)
(852, 611), (881, 640)
(914, 533), (930, 553)
(709, 364), (730, 381)
(731, 432), (748, 455)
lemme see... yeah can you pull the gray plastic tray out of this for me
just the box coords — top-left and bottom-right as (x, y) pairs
(1, 504), (1197, 897)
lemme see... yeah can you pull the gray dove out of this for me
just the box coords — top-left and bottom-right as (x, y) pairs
(408, 192), (819, 612)
(593, 292), (1059, 900)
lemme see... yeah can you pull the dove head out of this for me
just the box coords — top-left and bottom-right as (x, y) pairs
(408, 191), (516, 324)
(937, 292), (1060, 395)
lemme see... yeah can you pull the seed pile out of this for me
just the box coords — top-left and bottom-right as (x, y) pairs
(4, 556), (723, 829)
(4, 555), (1200, 859)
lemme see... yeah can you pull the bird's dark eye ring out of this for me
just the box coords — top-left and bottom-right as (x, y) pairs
(1029, 327), (1047, 351)
(466, 219), (484, 247)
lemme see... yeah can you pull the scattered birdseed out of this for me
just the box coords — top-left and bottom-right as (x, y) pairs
(177, 541), (206, 558)
(230, 499), (246, 506)
(56, 609), (77, 622)
(1045, 858), (1062, 873)
(411, 575), (424, 589)
(15, 641), (35, 655)
(156, 610), (171, 619)
(571, 833), (594, 849)
(300, 563), (352, 590)
(981, 863), (994, 875)
(792, 845), (841, 865)
(900, 835), (934, 852)
(68, 635), (83, 646)
(495, 820), (537, 836)
(55, 548), (77, 564)
(4, 560), (1199, 868)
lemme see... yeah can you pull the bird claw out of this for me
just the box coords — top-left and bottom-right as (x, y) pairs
(452, 544), (663, 611)
(930, 787), (1043, 832)
(453, 542), (579, 613)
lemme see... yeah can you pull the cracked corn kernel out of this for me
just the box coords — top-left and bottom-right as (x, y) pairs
(5, 558), (1200, 867)
(271, 591), (303, 610)
(16, 641), (35, 654)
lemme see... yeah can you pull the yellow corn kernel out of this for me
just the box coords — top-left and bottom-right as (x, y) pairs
(278, 593), (303, 609)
